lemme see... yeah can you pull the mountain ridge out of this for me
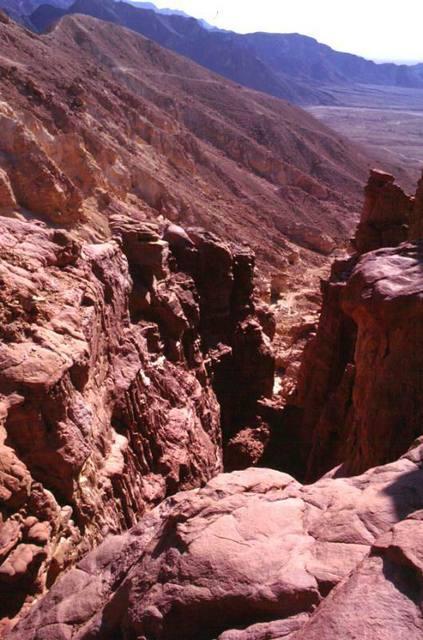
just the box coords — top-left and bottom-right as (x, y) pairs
(0, 9), (388, 273)
(27, 0), (423, 106)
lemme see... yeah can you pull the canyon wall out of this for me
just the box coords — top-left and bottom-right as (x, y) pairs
(0, 215), (274, 633)
(289, 169), (423, 480)
(0, 11), (422, 638)
(7, 169), (423, 640)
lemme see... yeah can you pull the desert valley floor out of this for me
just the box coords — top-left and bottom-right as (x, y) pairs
(309, 84), (423, 185)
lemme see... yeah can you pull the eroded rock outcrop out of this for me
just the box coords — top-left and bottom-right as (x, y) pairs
(9, 440), (423, 640)
(354, 168), (423, 255)
(354, 169), (413, 253)
(287, 171), (423, 480)
(0, 216), (274, 633)
(1, 160), (422, 638)
(410, 170), (423, 240)
(161, 224), (275, 444)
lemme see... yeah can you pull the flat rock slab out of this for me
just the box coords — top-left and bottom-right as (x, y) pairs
(10, 440), (423, 639)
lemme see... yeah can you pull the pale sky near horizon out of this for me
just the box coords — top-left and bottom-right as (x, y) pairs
(152, 0), (423, 63)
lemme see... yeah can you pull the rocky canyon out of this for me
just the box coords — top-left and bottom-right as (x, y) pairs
(0, 7), (422, 640)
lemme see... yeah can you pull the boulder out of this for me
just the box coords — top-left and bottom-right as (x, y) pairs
(283, 222), (336, 255)
(9, 442), (423, 639)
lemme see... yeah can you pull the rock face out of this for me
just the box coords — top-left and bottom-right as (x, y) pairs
(291, 510), (423, 640)
(410, 171), (423, 240)
(0, 216), (273, 633)
(9, 441), (423, 640)
(285, 171), (423, 481)
(0, 15), (421, 638)
(354, 168), (423, 254)
(1, 165), (422, 637)
(354, 169), (413, 254)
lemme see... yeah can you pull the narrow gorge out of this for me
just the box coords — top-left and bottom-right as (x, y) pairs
(0, 7), (422, 640)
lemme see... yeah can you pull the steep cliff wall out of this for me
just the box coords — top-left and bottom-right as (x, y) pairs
(289, 170), (423, 480)
(0, 216), (274, 633)
(2, 167), (422, 639)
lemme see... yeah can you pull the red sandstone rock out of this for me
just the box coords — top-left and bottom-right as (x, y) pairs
(284, 222), (336, 255)
(287, 171), (423, 481)
(217, 615), (310, 640)
(155, 224), (276, 446)
(0, 15), (419, 639)
(224, 423), (271, 471)
(292, 241), (423, 481)
(290, 509), (423, 639)
(9, 441), (423, 640)
(0, 213), (274, 632)
(354, 169), (414, 253)
(0, 216), (219, 631)
(0, 156), (420, 637)
(410, 169), (423, 240)
(0, 168), (17, 213)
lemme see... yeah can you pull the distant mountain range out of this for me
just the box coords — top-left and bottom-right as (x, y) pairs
(0, 0), (70, 14)
(0, 0), (69, 21)
(125, 1), (217, 30)
(0, 0), (216, 29)
(2, 0), (423, 105)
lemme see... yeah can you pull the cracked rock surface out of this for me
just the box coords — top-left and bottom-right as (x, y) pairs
(0, 215), (274, 633)
(9, 440), (423, 639)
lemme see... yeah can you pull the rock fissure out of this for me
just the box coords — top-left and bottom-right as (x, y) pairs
(0, 8), (421, 637)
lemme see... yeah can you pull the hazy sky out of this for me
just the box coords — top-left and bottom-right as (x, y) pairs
(153, 0), (423, 63)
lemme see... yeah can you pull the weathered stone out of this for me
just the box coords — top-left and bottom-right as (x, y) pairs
(284, 222), (336, 255)
(0, 168), (17, 212)
(0, 213), (274, 630)
(410, 169), (423, 241)
(290, 510), (423, 640)
(224, 424), (271, 471)
(290, 242), (423, 481)
(9, 443), (423, 640)
(0, 217), (222, 629)
(286, 171), (423, 481)
(354, 169), (413, 253)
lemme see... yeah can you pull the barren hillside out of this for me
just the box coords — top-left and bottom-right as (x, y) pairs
(0, 10), (383, 274)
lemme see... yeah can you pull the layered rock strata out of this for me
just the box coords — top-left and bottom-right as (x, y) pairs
(0, 215), (274, 633)
(3, 170), (423, 639)
(0, 12), (377, 278)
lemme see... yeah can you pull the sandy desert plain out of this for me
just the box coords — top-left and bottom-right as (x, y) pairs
(308, 84), (423, 187)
